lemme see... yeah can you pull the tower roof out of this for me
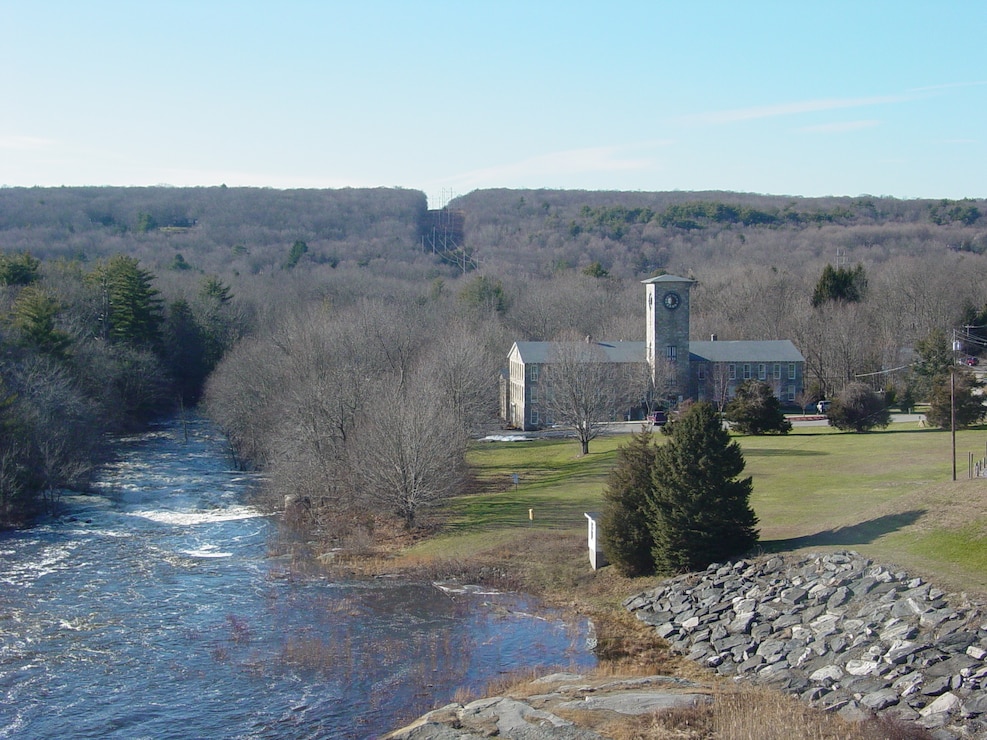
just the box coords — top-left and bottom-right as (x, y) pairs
(641, 274), (695, 285)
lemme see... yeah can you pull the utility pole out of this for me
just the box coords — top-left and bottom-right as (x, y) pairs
(951, 366), (956, 481)
(951, 328), (960, 481)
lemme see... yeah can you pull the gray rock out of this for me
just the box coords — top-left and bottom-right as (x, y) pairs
(860, 688), (900, 710)
(845, 659), (880, 676)
(728, 612), (755, 634)
(880, 620), (919, 642)
(620, 551), (987, 738)
(884, 640), (925, 665)
(920, 691), (963, 717)
(966, 645), (987, 661)
(388, 722), (488, 740)
(827, 587), (851, 610)
(559, 691), (711, 716)
(837, 700), (872, 722)
(653, 622), (677, 639)
(922, 675), (953, 696)
(781, 586), (807, 605)
(809, 664), (843, 683)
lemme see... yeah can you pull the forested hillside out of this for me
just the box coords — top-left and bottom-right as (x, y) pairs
(450, 189), (987, 277)
(3, 185), (987, 537)
(0, 186), (428, 276)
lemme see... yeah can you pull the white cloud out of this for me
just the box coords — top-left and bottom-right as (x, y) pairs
(800, 120), (880, 134)
(0, 135), (54, 150)
(685, 94), (913, 125)
(440, 144), (664, 189)
(908, 80), (987, 93)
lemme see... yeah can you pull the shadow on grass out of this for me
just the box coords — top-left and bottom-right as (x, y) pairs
(743, 448), (827, 457)
(867, 427), (946, 435)
(761, 509), (926, 552)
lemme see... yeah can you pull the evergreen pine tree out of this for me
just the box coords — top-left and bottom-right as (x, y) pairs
(647, 402), (758, 574)
(927, 369), (986, 428)
(827, 383), (891, 432)
(10, 285), (71, 359)
(724, 379), (792, 435)
(599, 428), (657, 576)
(88, 256), (163, 346)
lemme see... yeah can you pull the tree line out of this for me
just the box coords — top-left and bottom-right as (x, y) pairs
(0, 251), (243, 525)
(202, 296), (501, 543)
(5, 185), (987, 538)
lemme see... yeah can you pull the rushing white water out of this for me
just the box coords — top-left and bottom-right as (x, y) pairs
(0, 417), (595, 739)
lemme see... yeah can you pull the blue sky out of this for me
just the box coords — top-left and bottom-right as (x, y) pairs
(3, 1), (986, 204)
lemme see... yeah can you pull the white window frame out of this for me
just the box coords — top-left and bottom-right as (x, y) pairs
(743, 363), (752, 380)
(728, 364), (736, 380)
(529, 364), (539, 382)
(788, 363), (797, 380)
(773, 363), (782, 380)
(666, 345), (677, 362)
(758, 363), (766, 380)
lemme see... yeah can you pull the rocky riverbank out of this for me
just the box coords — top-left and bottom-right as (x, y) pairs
(387, 551), (987, 739)
(625, 550), (987, 738)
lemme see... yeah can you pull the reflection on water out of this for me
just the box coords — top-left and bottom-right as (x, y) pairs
(0, 417), (595, 739)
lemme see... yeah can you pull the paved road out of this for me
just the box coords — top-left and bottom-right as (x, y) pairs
(482, 413), (929, 441)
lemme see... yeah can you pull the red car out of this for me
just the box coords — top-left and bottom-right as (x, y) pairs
(649, 411), (668, 426)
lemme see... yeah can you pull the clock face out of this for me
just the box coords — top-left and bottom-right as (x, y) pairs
(662, 291), (681, 310)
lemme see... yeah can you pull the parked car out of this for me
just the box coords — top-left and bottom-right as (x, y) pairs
(966, 356), (979, 366)
(648, 410), (668, 426)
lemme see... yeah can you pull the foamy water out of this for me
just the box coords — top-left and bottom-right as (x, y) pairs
(0, 416), (595, 739)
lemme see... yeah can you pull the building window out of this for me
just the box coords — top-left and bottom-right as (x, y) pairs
(743, 364), (752, 380)
(758, 364), (766, 380)
(666, 345), (677, 362)
(530, 386), (538, 403)
(773, 363), (781, 380)
(531, 409), (539, 426)
(529, 364), (539, 382)
(697, 362), (706, 380)
(787, 384), (796, 401)
(728, 364), (736, 380)
(788, 363), (797, 380)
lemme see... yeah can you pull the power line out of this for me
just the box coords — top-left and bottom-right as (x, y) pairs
(854, 363), (914, 378)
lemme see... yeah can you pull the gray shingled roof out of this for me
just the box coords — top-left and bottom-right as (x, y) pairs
(511, 341), (646, 364)
(513, 339), (804, 365)
(640, 274), (695, 285)
(689, 340), (805, 363)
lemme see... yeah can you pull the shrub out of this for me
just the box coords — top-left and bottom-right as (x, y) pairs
(724, 380), (792, 435)
(827, 383), (891, 432)
(648, 402), (758, 574)
(926, 369), (986, 428)
(600, 429), (658, 576)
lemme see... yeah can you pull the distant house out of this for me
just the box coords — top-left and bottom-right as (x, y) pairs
(505, 340), (645, 430)
(502, 275), (805, 431)
(690, 339), (805, 408)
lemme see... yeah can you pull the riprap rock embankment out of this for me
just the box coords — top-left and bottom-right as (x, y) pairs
(624, 551), (987, 738)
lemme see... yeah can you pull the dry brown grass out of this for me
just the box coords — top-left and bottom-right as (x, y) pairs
(598, 686), (934, 740)
(375, 532), (942, 740)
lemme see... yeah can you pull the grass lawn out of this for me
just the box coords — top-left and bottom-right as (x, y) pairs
(411, 422), (987, 596)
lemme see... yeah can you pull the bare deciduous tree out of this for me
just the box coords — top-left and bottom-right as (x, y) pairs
(543, 336), (643, 454)
(705, 362), (733, 412)
(350, 373), (467, 528)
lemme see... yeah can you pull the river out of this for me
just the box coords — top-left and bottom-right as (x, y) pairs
(0, 417), (595, 739)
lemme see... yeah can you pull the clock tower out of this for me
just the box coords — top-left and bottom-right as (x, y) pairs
(643, 274), (695, 403)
